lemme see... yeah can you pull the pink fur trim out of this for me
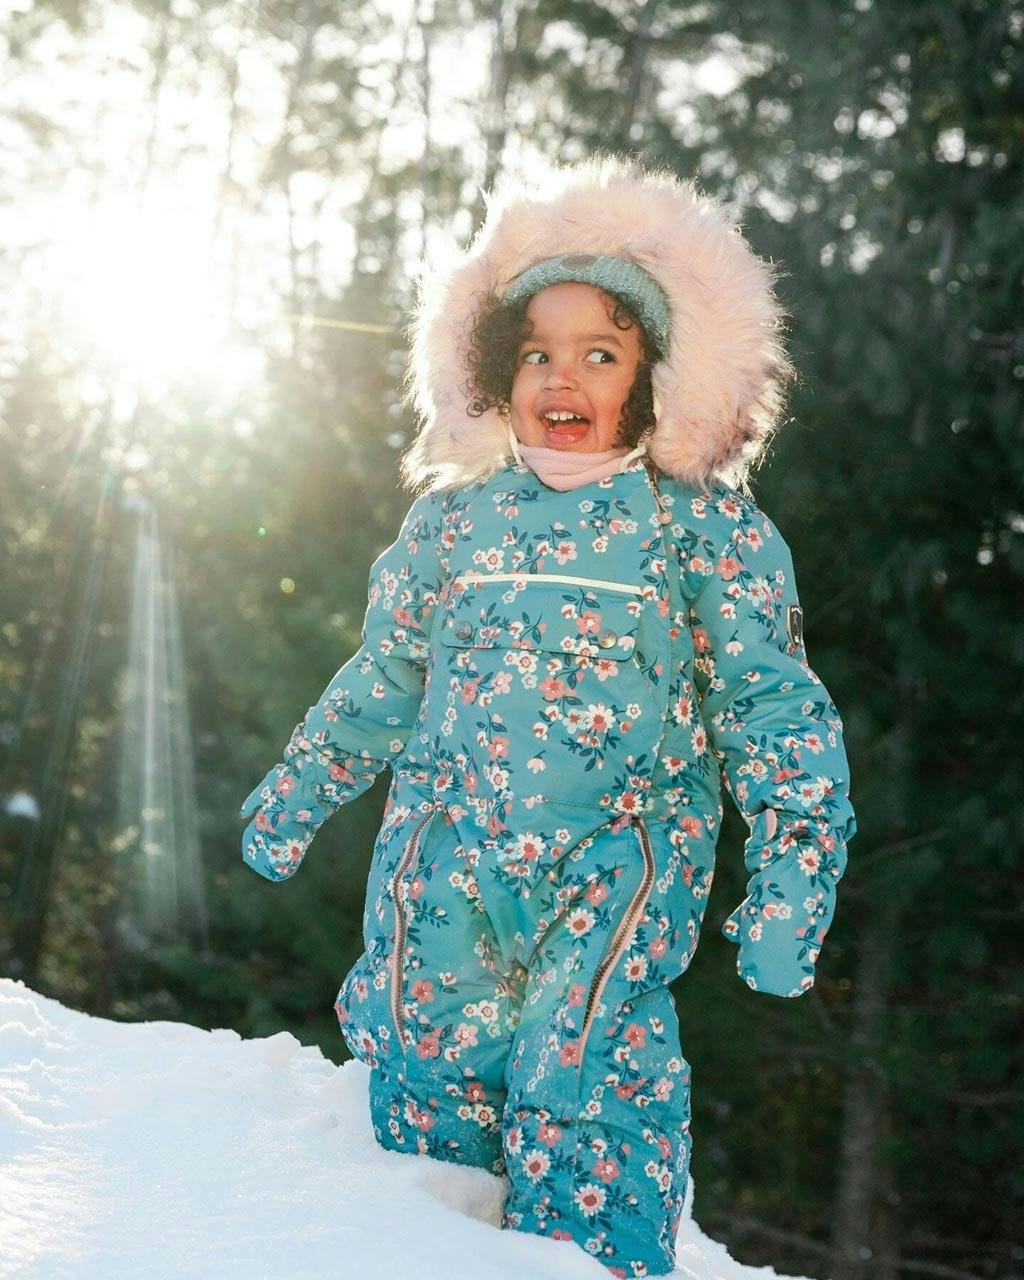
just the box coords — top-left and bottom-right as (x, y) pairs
(400, 153), (795, 493)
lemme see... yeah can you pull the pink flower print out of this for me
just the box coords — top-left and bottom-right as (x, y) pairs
(691, 627), (710, 653)
(559, 1041), (582, 1068)
(550, 1229), (574, 1242)
(276, 774), (296, 797)
(415, 1031), (442, 1060)
(614, 1079), (640, 1101)
(554, 540), (577, 564)
(681, 815), (703, 838)
(650, 936), (668, 958)
(624, 1022), (647, 1048)
(624, 955), (649, 982)
(692, 724), (708, 755)
(455, 1022), (478, 1048)
(465, 1080), (486, 1103)
(719, 496), (743, 520)
(747, 527), (764, 551)
(410, 979), (434, 1003)
(539, 675), (568, 700)
(409, 876), (425, 900)
(653, 1078), (674, 1102)
(568, 982), (586, 1006)
(577, 610), (601, 636)
(506, 1125), (522, 1155)
(673, 696), (693, 724)
(514, 832), (545, 863)
(594, 1156), (621, 1183)
(538, 1122), (563, 1148)
(488, 737), (510, 760)
(523, 1149), (551, 1181)
(393, 606), (414, 628)
(657, 1134), (673, 1162)
(585, 703), (613, 734)
(585, 882), (609, 907)
(460, 680), (479, 704)
(574, 1183), (607, 1215)
(327, 761), (356, 784)
(717, 554), (742, 582)
(408, 1104), (435, 1133)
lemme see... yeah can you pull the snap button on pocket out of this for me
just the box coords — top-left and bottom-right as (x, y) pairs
(597, 628), (618, 649)
(454, 621), (474, 641)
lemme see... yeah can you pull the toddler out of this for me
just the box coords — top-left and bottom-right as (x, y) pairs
(240, 154), (857, 1277)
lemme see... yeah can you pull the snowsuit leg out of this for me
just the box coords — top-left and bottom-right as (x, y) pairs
(335, 797), (523, 1175)
(499, 813), (698, 1278)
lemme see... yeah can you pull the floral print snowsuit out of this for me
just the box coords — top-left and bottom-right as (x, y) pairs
(240, 451), (857, 1277)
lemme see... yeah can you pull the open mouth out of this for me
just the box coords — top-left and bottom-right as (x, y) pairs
(541, 411), (590, 428)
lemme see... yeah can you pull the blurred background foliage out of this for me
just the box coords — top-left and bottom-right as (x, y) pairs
(0, 1), (1021, 1277)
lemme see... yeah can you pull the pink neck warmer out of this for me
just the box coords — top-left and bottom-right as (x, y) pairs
(515, 441), (633, 491)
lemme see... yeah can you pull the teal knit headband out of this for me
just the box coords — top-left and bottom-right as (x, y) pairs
(500, 252), (671, 357)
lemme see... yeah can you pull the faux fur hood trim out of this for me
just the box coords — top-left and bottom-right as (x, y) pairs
(399, 153), (795, 495)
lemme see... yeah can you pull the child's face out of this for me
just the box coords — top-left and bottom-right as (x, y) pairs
(509, 282), (643, 452)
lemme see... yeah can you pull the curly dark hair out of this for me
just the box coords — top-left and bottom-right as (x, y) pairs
(462, 286), (661, 450)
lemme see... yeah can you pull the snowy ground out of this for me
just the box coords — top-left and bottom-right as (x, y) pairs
(0, 977), (814, 1280)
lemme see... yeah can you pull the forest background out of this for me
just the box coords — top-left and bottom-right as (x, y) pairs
(1, 2), (1021, 1278)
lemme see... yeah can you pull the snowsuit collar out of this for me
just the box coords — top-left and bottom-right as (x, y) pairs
(507, 424), (649, 491)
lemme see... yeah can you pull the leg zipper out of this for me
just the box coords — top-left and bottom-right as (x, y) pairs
(577, 816), (656, 1065)
(390, 806), (438, 1053)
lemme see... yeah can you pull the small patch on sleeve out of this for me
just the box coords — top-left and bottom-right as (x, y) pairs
(786, 603), (804, 649)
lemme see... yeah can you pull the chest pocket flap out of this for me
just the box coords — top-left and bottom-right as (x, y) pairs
(439, 572), (645, 660)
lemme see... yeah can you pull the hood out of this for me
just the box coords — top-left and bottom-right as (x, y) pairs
(399, 153), (795, 495)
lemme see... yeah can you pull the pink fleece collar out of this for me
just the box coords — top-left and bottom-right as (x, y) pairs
(508, 426), (647, 491)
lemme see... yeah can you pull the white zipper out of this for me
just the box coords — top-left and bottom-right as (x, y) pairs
(390, 807), (436, 1053)
(455, 570), (643, 597)
(576, 816), (656, 1065)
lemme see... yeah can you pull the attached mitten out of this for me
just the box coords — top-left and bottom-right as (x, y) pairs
(239, 717), (383, 882)
(720, 806), (854, 996)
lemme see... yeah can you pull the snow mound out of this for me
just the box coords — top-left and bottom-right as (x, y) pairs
(0, 977), (815, 1280)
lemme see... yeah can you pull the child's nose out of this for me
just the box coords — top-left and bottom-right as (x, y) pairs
(542, 358), (578, 388)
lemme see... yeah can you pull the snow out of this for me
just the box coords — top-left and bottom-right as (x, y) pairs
(0, 977), (812, 1280)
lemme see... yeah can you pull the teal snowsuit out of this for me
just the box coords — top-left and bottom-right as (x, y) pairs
(240, 451), (857, 1277)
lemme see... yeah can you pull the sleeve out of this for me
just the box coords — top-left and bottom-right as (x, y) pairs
(239, 488), (446, 882)
(688, 497), (857, 997)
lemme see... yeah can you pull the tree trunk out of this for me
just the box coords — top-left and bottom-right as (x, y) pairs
(830, 891), (898, 1280)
